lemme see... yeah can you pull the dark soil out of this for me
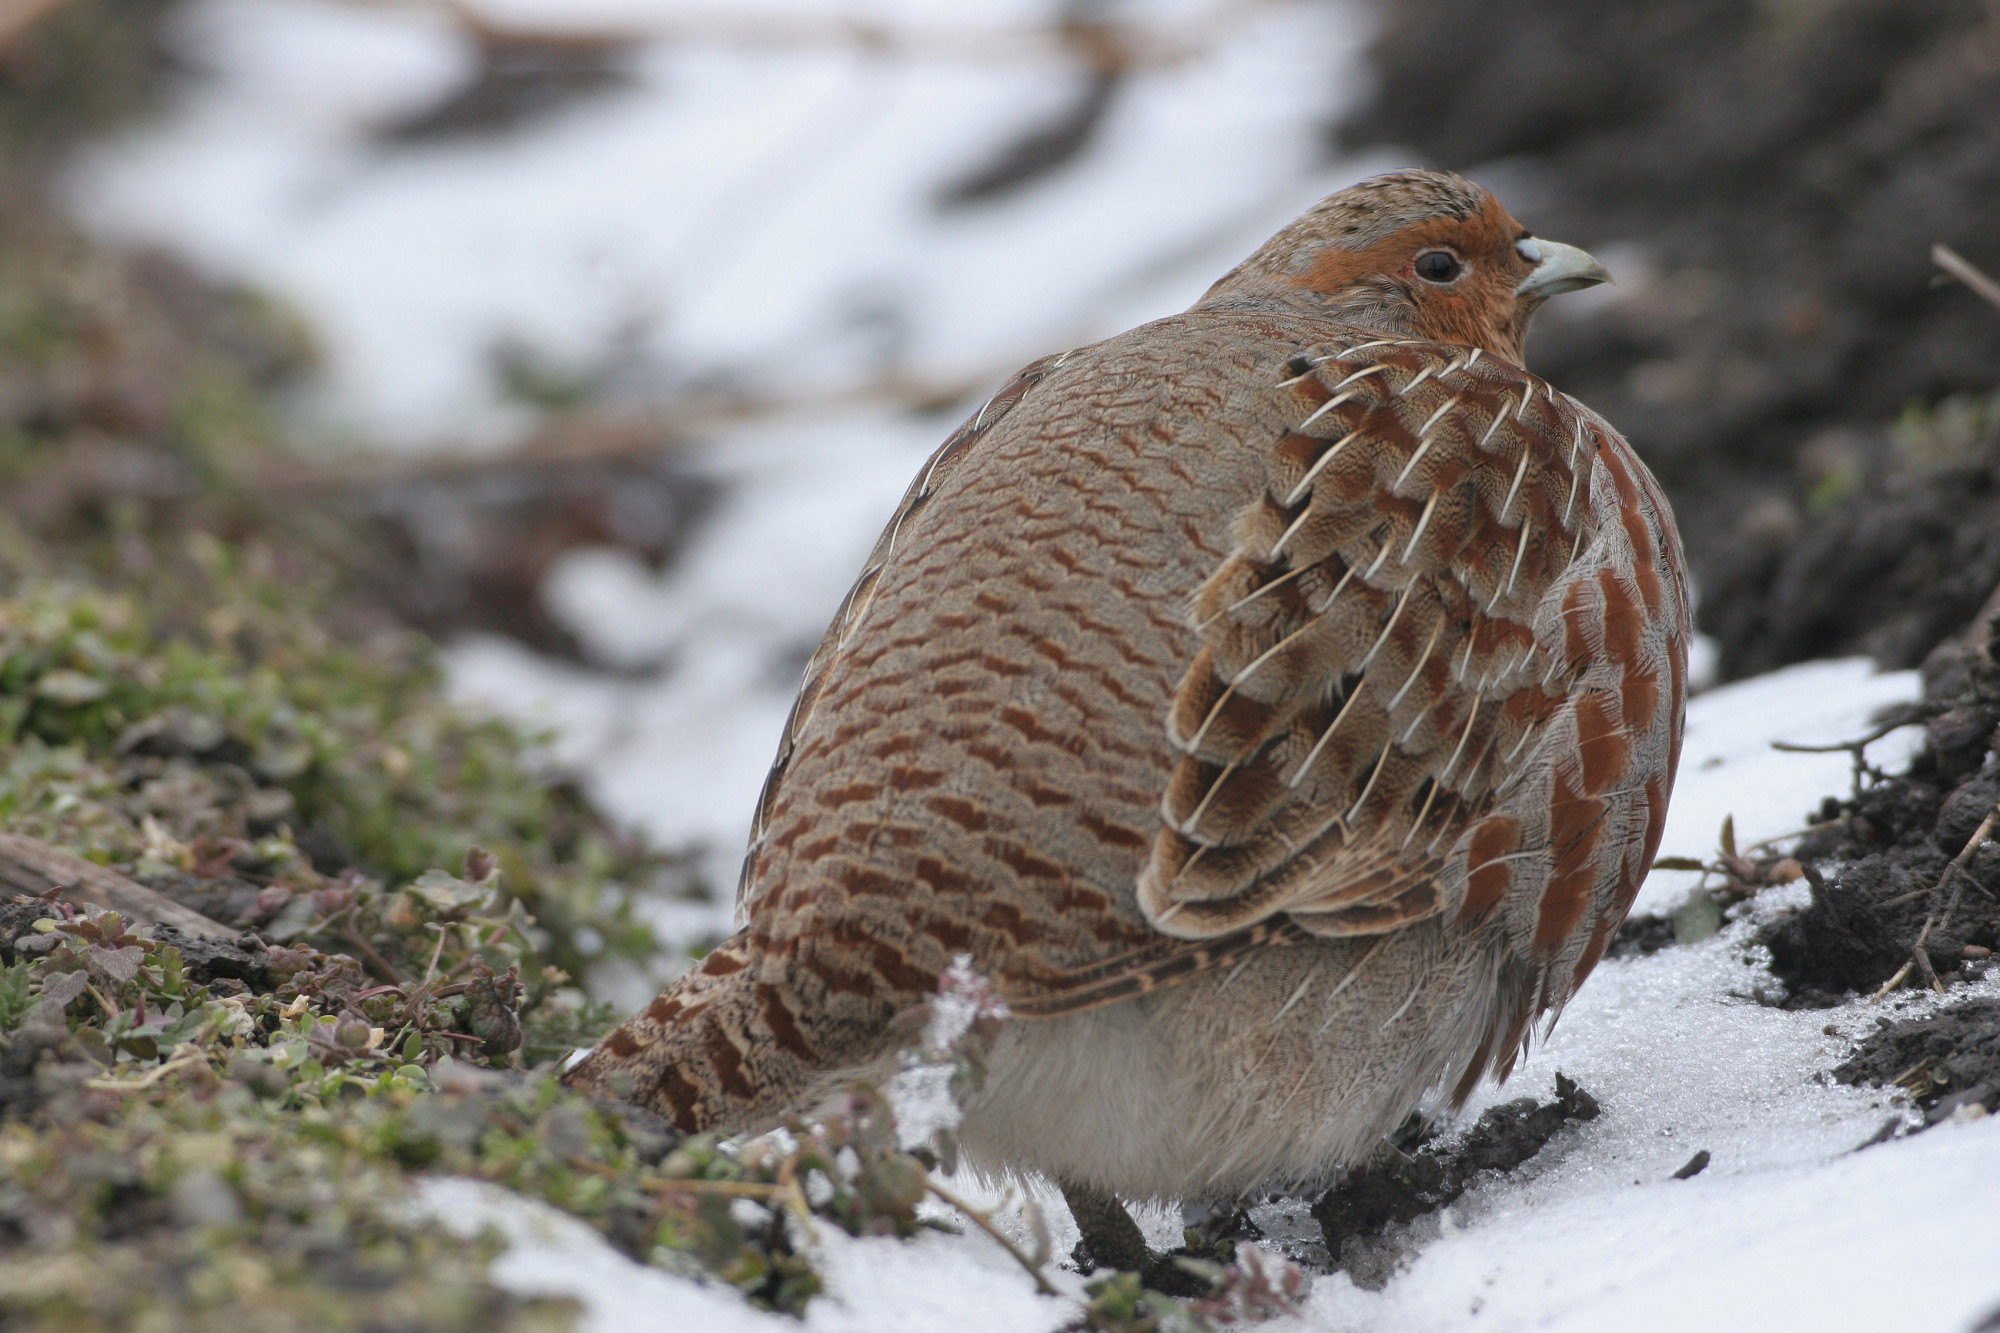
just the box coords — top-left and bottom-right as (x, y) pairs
(148, 923), (273, 993)
(1605, 910), (1677, 960)
(1761, 626), (2000, 1005)
(1309, 1073), (1599, 1285)
(1337, 0), (2000, 682)
(1833, 997), (2000, 1125)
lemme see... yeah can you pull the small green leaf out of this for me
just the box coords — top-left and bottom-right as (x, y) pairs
(1671, 888), (1723, 945)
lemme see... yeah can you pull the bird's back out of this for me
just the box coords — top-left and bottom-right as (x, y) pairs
(736, 312), (1297, 1056)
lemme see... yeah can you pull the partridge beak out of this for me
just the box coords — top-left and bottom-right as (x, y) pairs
(1515, 239), (1611, 299)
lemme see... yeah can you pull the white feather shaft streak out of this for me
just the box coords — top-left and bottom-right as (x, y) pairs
(1387, 615), (1446, 713)
(1330, 362), (1390, 393)
(1193, 560), (1314, 632)
(1436, 693), (1484, 786)
(1314, 938), (1391, 1035)
(1286, 677), (1367, 790)
(1478, 394), (1516, 452)
(1163, 752), (1245, 838)
(1563, 457), (1590, 527)
(1400, 490), (1441, 563)
(1377, 974), (1425, 1032)
(1499, 445), (1532, 522)
(1503, 521), (1533, 597)
(1342, 739), (1394, 825)
(1297, 389), (1358, 431)
(1283, 429), (1363, 505)
(1402, 770), (1445, 851)
(1178, 607), (1331, 754)
(1328, 341), (1400, 363)
(1394, 393), (1465, 490)
(1357, 583), (1415, 671)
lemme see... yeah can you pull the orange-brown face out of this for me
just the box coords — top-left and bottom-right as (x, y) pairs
(1290, 194), (1544, 363)
(1193, 170), (1608, 364)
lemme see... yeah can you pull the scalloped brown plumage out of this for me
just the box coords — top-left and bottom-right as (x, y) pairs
(566, 170), (1689, 1231)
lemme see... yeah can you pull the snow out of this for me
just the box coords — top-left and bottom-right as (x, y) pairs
(69, 2), (2000, 1328)
(1635, 656), (1923, 917)
(69, 0), (1379, 449)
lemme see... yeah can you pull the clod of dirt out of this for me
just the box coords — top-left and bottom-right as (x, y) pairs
(1833, 997), (2000, 1126)
(146, 924), (272, 994)
(0, 897), (55, 960)
(1762, 630), (2000, 1004)
(1311, 1073), (1599, 1286)
(1670, 1149), (1711, 1180)
(1606, 910), (1677, 960)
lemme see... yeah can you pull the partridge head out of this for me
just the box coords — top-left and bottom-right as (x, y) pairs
(567, 170), (1687, 1274)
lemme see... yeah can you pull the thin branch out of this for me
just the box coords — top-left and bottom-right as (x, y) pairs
(83, 982), (118, 1020)
(341, 924), (406, 986)
(84, 1050), (212, 1093)
(332, 0), (1305, 72)
(1869, 800), (2000, 1002)
(649, 1179), (792, 1198)
(1772, 713), (1925, 797)
(927, 1181), (1060, 1297)
(1769, 709), (1928, 756)
(1934, 244), (2000, 314)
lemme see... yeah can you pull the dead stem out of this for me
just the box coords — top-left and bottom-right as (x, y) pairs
(84, 1050), (211, 1093)
(1933, 244), (2000, 313)
(1773, 714), (1925, 797)
(926, 1181), (1060, 1297)
(1869, 800), (2000, 1003)
(340, 924), (406, 985)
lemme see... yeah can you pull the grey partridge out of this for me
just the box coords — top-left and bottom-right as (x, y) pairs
(567, 170), (1690, 1270)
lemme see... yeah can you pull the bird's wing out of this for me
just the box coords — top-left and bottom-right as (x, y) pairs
(738, 349), (1080, 908)
(1131, 335), (1687, 991)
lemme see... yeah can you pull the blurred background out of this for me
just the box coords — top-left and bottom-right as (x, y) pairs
(5, 0), (1999, 995)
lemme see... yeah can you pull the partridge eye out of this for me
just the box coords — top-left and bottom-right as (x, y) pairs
(1414, 251), (1461, 283)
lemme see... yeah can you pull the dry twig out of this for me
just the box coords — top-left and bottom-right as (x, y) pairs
(926, 1180), (1060, 1297)
(1772, 710), (1930, 797)
(335, 0), (1305, 71)
(1868, 800), (2000, 1003)
(1933, 244), (2000, 314)
(0, 834), (235, 939)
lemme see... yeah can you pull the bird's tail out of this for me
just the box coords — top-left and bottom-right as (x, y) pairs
(562, 930), (831, 1134)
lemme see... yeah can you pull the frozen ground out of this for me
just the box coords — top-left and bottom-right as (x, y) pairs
(68, 2), (2000, 1328)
